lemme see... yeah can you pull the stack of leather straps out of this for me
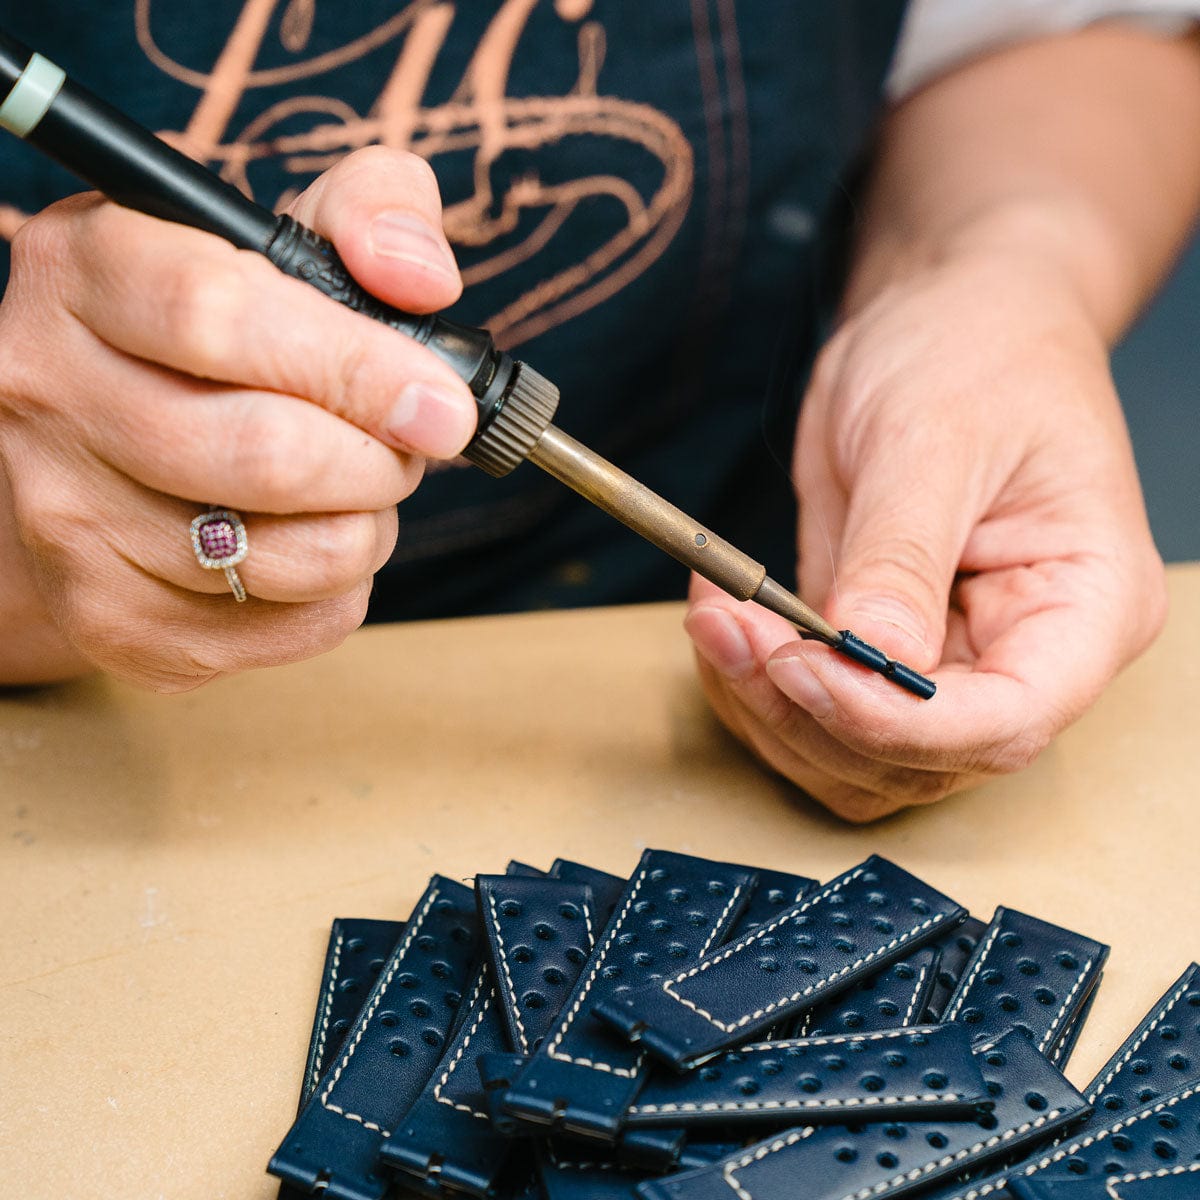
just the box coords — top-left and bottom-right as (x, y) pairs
(263, 851), (1200, 1200)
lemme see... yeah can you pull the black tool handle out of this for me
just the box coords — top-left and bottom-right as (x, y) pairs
(0, 30), (517, 440)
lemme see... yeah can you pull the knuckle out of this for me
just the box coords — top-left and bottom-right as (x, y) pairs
(227, 408), (321, 509)
(159, 255), (245, 369)
(304, 513), (381, 592)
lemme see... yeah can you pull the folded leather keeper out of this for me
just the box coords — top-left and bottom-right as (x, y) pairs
(500, 850), (757, 1143)
(624, 1023), (987, 1129)
(924, 916), (989, 1022)
(636, 1028), (1089, 1200)
(596, 855), (965, 1071)
(268, 877), (478, 1200)
(942, 907), (1108, 1059)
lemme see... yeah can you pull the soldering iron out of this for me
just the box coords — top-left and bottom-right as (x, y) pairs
(0, 32), (935, 699)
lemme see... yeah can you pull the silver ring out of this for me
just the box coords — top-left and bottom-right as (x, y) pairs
(190, 508), (248, 602)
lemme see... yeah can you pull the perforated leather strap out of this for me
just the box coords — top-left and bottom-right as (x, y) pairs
(725, 867), (817, 938)
(1083, 962), (1200, 1118)
(794, 944), (941, 1038)
(636, 1029), (1088, 1200)
(923, 916), (988, 1022)
(626, 1023), (986, 1129)
(501, 850), (756, 1142)
(943, 908), (1108, 1060)
(902, 1075), (1200, 1200)
(1010, 1172), (1200, 1200)
(268, 877), (478, 1200)
(597, 855), (965, 1071)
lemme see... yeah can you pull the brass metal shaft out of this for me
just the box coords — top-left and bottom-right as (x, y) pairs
(526, 423), (841, 645)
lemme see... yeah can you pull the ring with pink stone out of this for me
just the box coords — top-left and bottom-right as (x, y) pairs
(189, 508), (249, 602)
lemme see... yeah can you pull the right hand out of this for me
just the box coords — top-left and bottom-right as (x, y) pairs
(0, 147), (475, 689)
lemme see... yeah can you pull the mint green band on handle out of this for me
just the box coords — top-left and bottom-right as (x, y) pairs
(0, 52), (65, 138)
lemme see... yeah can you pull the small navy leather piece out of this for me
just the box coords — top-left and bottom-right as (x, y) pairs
(1084, 963), (1200, 1119)
(625, 1023), (987, 1129)
(549, 859), (627, 924)
(596, 855), (964, 1070)
(478, 875), (599, 1055)
(924, 916), (989, 1022)
(377, 963), (514, 1197)
(636, 1030), (1087, 1200)
(501, 850), (756, 1142)
(268, 877), (478, 1200)
(943, 908), (1108, 1059)
(1051, 974), (1101, 1070)
(795, 945), (940, 1038)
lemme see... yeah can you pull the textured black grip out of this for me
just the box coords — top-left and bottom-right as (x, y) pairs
(265, 215), (515, 435)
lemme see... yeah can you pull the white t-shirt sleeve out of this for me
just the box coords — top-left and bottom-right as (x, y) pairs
(887, 0), (1200, 101)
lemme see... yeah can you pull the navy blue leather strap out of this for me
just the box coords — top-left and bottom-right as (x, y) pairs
(597, 856), (965, 1070)
(923, 915), (988, 1022)
(377, 961), (515, 1196)
(942, 908), (1108, 1059)
(268, 877), (478, 1200)
(295, 919), (406, 1111)
(636, 1029), (1087, 1200)
(626, 1023), (986, 1129)
(1083, 962), (1200, 1118)
(908, 1075), (1200, 1200)
(1011, 1174), (1200, 1200)
(725, 867), (817, 937)
(794, 944), (940, 1038)
(501, 850), (756, 1142)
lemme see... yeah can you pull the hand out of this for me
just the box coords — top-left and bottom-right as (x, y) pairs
(0, 147), (475, 688)
(685, 247), (1168, 822)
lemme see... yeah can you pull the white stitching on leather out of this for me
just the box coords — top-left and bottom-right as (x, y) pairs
(1038, 956), (1092, 1054)
(1106, 1163), (1200, 1198)
(723, 1128), (815, 1200)
(546, 865), (650, 1076)
(311, 929), (344, 1091)
(432, 967), (493, 1121)
(700, 883), (746, 957)
(485, 889), (530, 1054)
(722, 1108), (1067, 1200)
(320, 886), (442, 1133)
(663, 910), (950, 1033)
(935, 1082), (1200, 1200)
(903, 961), (929, 1026)
(628, 1027), (962, 1116)
(1087, 971), (1195, 1102)
(943, 920), (1001, 1022)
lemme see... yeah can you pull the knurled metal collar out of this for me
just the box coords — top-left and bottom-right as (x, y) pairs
(463, 362), (560, 477)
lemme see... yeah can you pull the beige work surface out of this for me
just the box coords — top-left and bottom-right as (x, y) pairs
(3, 566), (1199, 1198)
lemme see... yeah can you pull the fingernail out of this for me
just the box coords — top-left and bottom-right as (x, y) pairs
(843, 594), (930, 656)
(766, 655), (834, 719)
(684, 605), (754, 679)
(384, 381), (475, 457)
(368, 211), (458, 277)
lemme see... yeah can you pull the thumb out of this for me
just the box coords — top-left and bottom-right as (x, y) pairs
(826, 455), (975, 671)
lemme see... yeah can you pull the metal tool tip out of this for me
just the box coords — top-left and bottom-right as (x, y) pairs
(835, 631), (936, 700)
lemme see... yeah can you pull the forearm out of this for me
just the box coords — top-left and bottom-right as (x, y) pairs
(846, 23), (1200, 343)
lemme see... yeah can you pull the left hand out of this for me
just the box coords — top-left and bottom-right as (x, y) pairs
(684, 246), (1168, 822)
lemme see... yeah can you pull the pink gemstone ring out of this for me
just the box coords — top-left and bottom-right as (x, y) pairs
(189, 508), (249, 602)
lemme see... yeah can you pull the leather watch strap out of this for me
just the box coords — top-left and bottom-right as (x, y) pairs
(924, 916), (988, 1022)
(725, 867), (817, 937)
(501, 850), (756, 1142)
(942, 908), (1108, 1060)
(268, 877), (478, 1200)
(625, 1023), (986, 1129)
(294, 919), (406, 1111)
(1083, 962), (1200, 1119)
(597, 855), (965, 1070)
(794, 944), (941, 1038)
(636, 1029), (1088, 1200)
(1010, 1170), (1200, 1199)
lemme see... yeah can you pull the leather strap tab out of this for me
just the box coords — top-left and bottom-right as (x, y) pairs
(943, 908), (1108, 1060)
(597, 855), (964, 1070)
(1011, 1167), (1200, 1199)
(501, 850), (756, 1142)
(923, 915), (988, 1022)
(268, 877), (477, 1200)
(626, 1023), (986, 1129)
(637, 1029), (1087, 1200)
